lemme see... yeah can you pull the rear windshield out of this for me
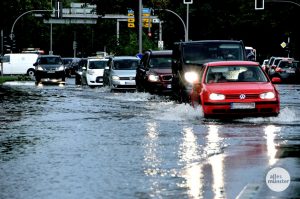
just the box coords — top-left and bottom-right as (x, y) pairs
(183, 43), (245, 65)
(113, 60), (139, 70)
(205, 65), (268, 83)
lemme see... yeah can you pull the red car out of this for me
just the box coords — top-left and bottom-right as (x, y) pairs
(189, 61), (281, 118)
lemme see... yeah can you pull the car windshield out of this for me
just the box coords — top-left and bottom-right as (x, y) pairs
(183, 43), (244, 65)
(40, 57), (62, 64)
(89, 60), (108, 69)
(113, 60), (139, 70)
(206, 65), (268, 83)
(149, 56), (172, 68)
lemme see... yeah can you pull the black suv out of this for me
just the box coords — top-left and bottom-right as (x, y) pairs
(34, 55), (66, 84)
(171, 40), (247, 102)
(136, 50), (173, 94)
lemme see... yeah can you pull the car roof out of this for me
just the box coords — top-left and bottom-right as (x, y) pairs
(205, 61), (259, 66)
(110, 56), (140, 60)
(145, 50), (172, 56)
(178, 40), (243, 45)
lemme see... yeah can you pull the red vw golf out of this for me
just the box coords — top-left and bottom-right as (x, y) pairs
(189, 61), (280, 118)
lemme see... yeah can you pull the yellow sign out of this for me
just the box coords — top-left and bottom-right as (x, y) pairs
(281, 42), (287, 48)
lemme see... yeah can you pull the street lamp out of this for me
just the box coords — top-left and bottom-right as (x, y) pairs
(160, 9), (187, 42)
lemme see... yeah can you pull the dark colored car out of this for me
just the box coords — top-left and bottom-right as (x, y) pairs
(171, 40), (247, 102)
(34, 55), (66, 84)
(136, 50), (173, 94)
(270, 59), (299, 83)
(62, 57), (81, 77)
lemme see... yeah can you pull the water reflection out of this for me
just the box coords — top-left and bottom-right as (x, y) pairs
(179, 127), (203, 199)
(264, 125), (281, 165)
(205, 125), (225, 199)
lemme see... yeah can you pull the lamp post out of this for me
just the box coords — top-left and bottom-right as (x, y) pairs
(162, 9), (187, 42)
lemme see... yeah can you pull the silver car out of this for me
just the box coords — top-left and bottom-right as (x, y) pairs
(104, 56), (140, 91)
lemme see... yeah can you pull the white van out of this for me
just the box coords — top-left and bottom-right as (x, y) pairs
(1, 53), (38, 77)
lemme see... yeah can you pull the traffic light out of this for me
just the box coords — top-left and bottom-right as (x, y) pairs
(3, 36), (11, 53)
(255, 0), (264, 10)
(55, 1), (63, 18)
(153, 29), (159, 42)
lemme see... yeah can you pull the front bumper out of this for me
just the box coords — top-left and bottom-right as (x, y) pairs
(87, 75), (104, 86)
(36, 70), (65, 82)
(111, 79), (136, 90)
(202, 101), (280, 118)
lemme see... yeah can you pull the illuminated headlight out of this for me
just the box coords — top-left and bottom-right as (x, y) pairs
(112, 75), (120, 80)
(184, 71), (198, 84)
(260, 92), (275, 99)
(148, 74), (159, 82)
(209, 93), (225, 100)
(56, 65), (64, 71)
(36, 66), (44, 71)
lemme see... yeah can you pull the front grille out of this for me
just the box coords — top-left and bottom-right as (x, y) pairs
(161, 75), (172, 81)
(119, 77), (135, 80)
(226, 94), (259, 99)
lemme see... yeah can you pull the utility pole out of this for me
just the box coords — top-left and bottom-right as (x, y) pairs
(138, 0), (143, 54)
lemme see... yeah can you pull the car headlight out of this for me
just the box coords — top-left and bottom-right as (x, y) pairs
(148, 74), (159, 82)
(36, 66), (44, 71)
(56, 65), (64, 71)
(209, 93), (225, 100)
(260, 92), (275, 99)
(112, 75), (120, 80)
(184, 71), (199, 84)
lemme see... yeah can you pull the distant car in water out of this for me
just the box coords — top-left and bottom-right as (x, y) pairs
(34, 55), (66, 85)
(189, 61), (280, 118)
(104, 56), (140, 91)
(81, 58), (108, 88)
(136, 50), (173, 94)
(269, 59), (299, 83)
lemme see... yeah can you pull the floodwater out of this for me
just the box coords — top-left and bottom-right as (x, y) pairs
(0, 79), (300, 199)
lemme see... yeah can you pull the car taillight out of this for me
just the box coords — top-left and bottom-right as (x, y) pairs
(275, 68), (283, 73)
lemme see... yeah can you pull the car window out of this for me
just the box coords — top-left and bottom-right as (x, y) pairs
(89, 60), (108, 69)
(113, 60), (139, 70)
(206, 65), (268, 83)
(40, 57), (62, 64)
(149, 57), (172, 68)
(183, 43), (244, 65)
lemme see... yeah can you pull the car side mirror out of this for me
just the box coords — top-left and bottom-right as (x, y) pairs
(33, 62), (38, 66)
(271, 77), (281, 83)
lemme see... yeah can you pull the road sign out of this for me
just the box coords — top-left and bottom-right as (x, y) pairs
(158, 40), (164, 49)
(281, 42), (287, 48)
(255, 0), (264, 10)
(184, 0), (193, 4)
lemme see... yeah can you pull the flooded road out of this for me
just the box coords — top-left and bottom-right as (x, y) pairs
(1, 79), (300, 199)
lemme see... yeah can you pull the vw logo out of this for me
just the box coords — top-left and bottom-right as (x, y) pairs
(239, 94), (246, 99)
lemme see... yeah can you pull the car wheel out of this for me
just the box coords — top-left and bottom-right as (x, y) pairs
(27, 69), (35, 78)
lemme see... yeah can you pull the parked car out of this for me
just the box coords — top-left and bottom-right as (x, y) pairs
(269, 59), (299, 83)
(136, 50), (173, 94)
(103, 56), (140, 91)
(74, 58), (87, 85)
(1, 53), (38, 77)
(171, 40), (247, 103)
(34, 55), (66, 85)
(81, 58), (108, 88)
(189, 61), (280, 118)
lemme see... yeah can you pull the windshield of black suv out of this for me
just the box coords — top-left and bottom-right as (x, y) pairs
(149, 56), (172, 68)
(88, 60), (108, 69)
(113, 60), (139, 70)
(39, 57), (62, 65)
(183, 43), (244, 65)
